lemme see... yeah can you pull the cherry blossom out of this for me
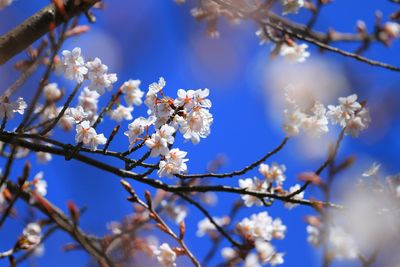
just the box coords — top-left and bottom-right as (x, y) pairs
(193, 88), (212, 108)
(43, 83), (61, 101)
(306, 225), (320, 246)
(0, 97), (27, 119)
(89, 133), (107, 151)
(0, 183), (6, 205)
(154, 243), (177, 267)
(282, 108), (306, 136)
(174, 89), (195, 109)
(196, 216), (230, 237)
(237, 211), (286, 242)
(255, 239), (284, 266)
(88, 71), (117, 95)
(362, 162), (381, 177)
(64, 106), (88, 124)
(245, 253), (261, 267)
(259, 163), (286, 185)
(145, 133), (169, 157)
(284, 184), (304, 209)
(148, 77), (166, 96)
(124, 117), (152, 148)
(221, 247), (237, 260)
(328, 226), (358, 260)
(29, 172), (47, 204)
(109, 105), (133, 122)
(75, 120), (97, 145)
(160, 200), (187, 224)
(36, 152), (52, 164)
(327, 94), (370, 137)
(238, 177), (269, 207)
(19, 222), (42, 250)
(279, 42), (310, 63)
(158, 148), (188, 178)
(59, 47), (88, 83)
(281, 0), (304, 15)
(178, 107), (213, 144)
(301, 102), (329, 137)
(78, 87), (100, 114)
(121, 79), (144, 106)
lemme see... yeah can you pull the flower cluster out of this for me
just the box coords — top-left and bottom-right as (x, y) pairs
(280, 0), (304, 15)
(28, 172), (47, 204)
(283, 93), (370, 137)
(306, 222), (358, 260)
(58, 48), (117, 93)
(0, 97), (27, 120)
(122, 77), (213, 178)
(222, 211), (286, 266)
(278, 42), (310, 63)
(196, 216), (230, 237)
(238, 162), (304, 208)
(158, 148), (189, 178)
(75, 120), (107, 151)
(154, 243), (177, 267)
(55, 48), (116, 150)
(326, 94), (370, 137)
(17, 222), (42, 250)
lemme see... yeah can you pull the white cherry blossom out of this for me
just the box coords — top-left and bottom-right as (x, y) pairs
(154, 243), (176, 267)
(221, 247), (237, 260)
(281, 0), (304, 15)
(196, 216), (230, 237)
(301, 102), (329, 137)
(20, 222), (42, 250)
(0, 97), (27, 119)
(36, 152), (52, 164)
(121, 79), (144, 106)
(109, 105), (133, 122)
(43, 83), (61, 101)
(238, 177), (269, 207)
(75, 120), (96, 145)
(145, 128), (172, 157)
(255, 239), (284, 266)
(259, 163), (286, 185)
(59, 47), (88, 83)
(279, 42), (310, 63)
(306, 225), (320, 246)
(89, 133), (107, 151)
(79, 87), (100, 113)
(178, 107), (213, 144)
(193, 88), (212, 108)
(328, 226), (358, 260)
(174, 89), (195, 109)
(29, 172), (47, 204)
(284, 184), (304, 209)
(124, 117), (152, 148)
(148, 77), (166, 96)
(0, 183), (6, 205)
(158, 148), (188, 178)
(237, 212), (286, 242)
(362, 162), (381, 177)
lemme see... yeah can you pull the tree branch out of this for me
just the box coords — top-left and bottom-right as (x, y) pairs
(0, 0), (99, 65)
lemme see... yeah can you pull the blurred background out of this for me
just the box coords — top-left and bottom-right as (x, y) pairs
(1, 0), (400, 266)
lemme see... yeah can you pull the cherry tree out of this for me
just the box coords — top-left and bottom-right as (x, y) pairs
(0, 0), (399, 266)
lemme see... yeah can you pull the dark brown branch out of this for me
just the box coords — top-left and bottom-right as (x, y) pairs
(0, 131), (342, 209)
(176, 137), (289, 179)
(0, 0), (99, 65)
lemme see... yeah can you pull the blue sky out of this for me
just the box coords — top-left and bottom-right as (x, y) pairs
(1, 1), (400, 266)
